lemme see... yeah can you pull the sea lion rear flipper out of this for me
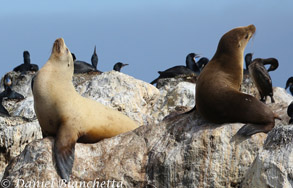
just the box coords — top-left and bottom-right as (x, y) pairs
(54, 125), (78, 182)
(236, 123), (273, 137)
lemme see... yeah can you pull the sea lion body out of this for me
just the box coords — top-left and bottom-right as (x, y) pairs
(34, 67), (136, 140)
(33, 38), (138, 181)
(196, 25), (279, 136)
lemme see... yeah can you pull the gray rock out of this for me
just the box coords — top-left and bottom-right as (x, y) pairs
(74, 71), (161, 126)
(0, 71), (197, 180)
(153, 80), (196, 123)
(0, 71), (35, 98)
(145, 113), (267, 188)
(0, 112), (272, 187)
(0, 118), (41, 180)
(155, 74), (197, 89)
(242, 126), (293, 188)
(0, 70), (293, 187)
(2, 133), (147, 188)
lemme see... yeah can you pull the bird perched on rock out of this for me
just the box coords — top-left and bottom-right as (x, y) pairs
(248, 57), (279, 103)
(197, 57), (209, 72)
(150, 53), (208, 85)
(285, 77), (293, 95)
(0, 74), (25, 117)
(243, 53), (253, 75)
(91, 46), (98, 70)
(287, 102), (293, 124)
(0, 74), (24, 100)
(13, 51), (39, 75)
(113, 62), (129, 72)
(73, 46), (102, 74)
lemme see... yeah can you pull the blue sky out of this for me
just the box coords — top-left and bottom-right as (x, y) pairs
(1, 1), (293, 88)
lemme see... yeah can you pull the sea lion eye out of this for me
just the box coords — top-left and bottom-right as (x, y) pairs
(245, 34), (249, 39)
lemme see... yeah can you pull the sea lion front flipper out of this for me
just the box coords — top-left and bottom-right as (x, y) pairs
(54, 125), (78, 182)
(236, 123), (274, 137)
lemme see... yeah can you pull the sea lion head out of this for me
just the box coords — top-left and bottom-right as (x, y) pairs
(215, 24), (256, 58)
(50, 38), (74, 73)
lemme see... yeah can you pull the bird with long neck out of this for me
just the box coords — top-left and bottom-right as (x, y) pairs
(150, 53), (200, 85)
(73, 46), (101, 74)
(249, 57), (278, 103)
(91, 46), (98, 70)
(113, 62), (128, 72)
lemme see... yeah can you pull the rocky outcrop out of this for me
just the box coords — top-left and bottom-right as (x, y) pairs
(2, 134), (147, 188)
(242, 126), (293, 188)
(0, 70), (292, 187)
(0, 71), (196, 180)
(0, 113), (265, 188)
(2, 112), (291, 188)
(0, 118), (41, 180)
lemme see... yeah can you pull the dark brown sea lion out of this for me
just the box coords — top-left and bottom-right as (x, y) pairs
(196, 24), (280, 136)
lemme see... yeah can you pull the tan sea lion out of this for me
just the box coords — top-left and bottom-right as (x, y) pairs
(196, 24), (280, 136)
(32, 38), (139, 181)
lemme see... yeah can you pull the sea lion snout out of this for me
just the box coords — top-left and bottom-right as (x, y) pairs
(248, 24), (256, 32)
(246, 24), (256, 39)
(248, 24), (256, 33)
(52, 38), (65, 54)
